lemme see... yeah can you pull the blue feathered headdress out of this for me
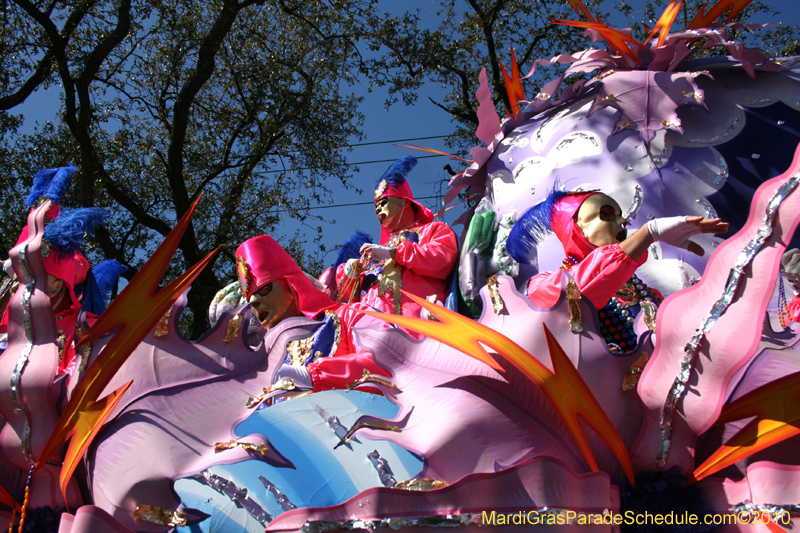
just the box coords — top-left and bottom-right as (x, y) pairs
(42, 207), (109, 256)
(25, 166), (78, 209)
(374, 156), (418, 198)
(506, 189), (568, 265)
(92, 259), (128, 304)
(334, 230), (373, 271)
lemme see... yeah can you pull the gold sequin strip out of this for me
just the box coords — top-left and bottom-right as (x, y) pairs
(132, 505), (187, 527)
(566, 279), (583, 333)
(379, 261), (404, 315)
(222, 313), (242, 344)
(621, 352), (650, 392)
(346, 369), (397, 391)
(154, 308), (171, 337)
(395, 477), (448, 491)
(339, 419), (401, 446)
(245, 378), (296, 408)
(213, 439), (270, 457)
(487, 275), (506, 315)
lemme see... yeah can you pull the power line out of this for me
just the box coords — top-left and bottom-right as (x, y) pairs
(348, 134), (450, 148)
(271, 195), (443, 213)
(253, 153), (457, 175)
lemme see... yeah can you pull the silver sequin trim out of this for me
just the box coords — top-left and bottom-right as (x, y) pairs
(656, 174), (800, 467)
(623, 185), (643, 222)
(10, 247), (35, 463)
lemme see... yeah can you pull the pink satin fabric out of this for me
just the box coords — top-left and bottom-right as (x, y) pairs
(526, 243), (647, 310)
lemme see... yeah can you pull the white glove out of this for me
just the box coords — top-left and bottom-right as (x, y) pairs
(2, 258), (12, 278)
(273, 364), (313, 390)
(647, 216), (702, 250)
(344, 258), (358, 279)
(360, 244), (394, 263)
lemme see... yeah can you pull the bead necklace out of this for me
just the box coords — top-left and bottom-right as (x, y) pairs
(563, 255), (662, 353)
(598, 273), (662, 353)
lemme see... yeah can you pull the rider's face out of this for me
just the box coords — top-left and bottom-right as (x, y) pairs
(375, 196), (408, 233)
(575, 193), (627, 247)
(248, 279), (299, 330)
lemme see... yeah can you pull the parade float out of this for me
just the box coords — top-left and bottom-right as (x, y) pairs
(2, 0), (800, 531)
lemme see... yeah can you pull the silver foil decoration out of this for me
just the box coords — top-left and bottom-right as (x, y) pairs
(191, 470), (272, 525)
(534, 109), (571, 144)
(258, 475), (296, 512)
(512, 158), (541, 179)
(10, 247), (35, 463)
(623, 185), (643, 223)
(696, 199), (718, 220)
(555, 132), (598, 151)
(312, 402), (351, 443)
(301, 514), (477, 532)
(656, 174), (800, 467)
(687, 118), (739, 144)
(368, 450), (397, 487)
(731, 500), (799, 526)
(713, 153), (729, 185)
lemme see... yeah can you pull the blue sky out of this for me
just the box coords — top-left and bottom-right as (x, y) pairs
(13, 0), (800, 270)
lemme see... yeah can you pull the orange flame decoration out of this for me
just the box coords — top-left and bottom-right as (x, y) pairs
(499, 45), (527, 119)
(691, 371), (800, 483)
(567, 0), (597, 23)
(358, 290), (635, 487)
(557, 0), (756, 55)
(688, 0), (753, 29)
(645, 0), (684, 47)
(34, 196), (220, 507)
(551, 18), (644, 67)
(392, 143), (473, 163)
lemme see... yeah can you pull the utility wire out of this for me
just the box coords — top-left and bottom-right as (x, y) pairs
(271, 195), (443, 213)
(348, 134), (449, 148)
(252, 153), (460, 176)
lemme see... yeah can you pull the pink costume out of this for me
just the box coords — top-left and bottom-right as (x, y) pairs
(334, 162), (458, 327)
(524, 192), (648, 310)
(1, 204), (95, 375)
(235, 235), (387, 392)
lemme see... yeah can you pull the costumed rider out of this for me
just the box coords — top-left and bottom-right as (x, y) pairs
(506, 188), (728, 353)
(336, 156), (459, 326)
(234, 235), (389, 398)
(1, 166), (121, 374)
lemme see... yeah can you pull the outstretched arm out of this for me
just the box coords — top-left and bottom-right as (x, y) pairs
(621, 216), (729, 261)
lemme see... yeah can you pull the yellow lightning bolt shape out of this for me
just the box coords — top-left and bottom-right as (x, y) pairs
(358, 290), (635, 487)
(645, 0), (684, 47)
(34, 196), (220, 507)
(691, 371), (800, 483)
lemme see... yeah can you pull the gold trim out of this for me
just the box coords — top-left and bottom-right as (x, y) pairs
(223, 313), (243, 344)
(566, 280), (583, 333)
(346, 369), (397, 390)
(246, 378), (296, 408)
(132, 505), (187, 527)
(621, 351), (650, 392)
(395, 477), (448, 491)
(213, 439), (270, 457)
(236, 254), (251, 297)
(486, 275), (506, 315)
(154, 308), (171, 337)
(379, 260), (403, 315)
(374, 179), (388, 201)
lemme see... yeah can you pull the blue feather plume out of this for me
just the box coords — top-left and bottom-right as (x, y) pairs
(375, 156), (418, 192)
(506, 189), (568, 265)
(334, 230), (373, 270)
(25, 166), (78, 209)
(92, 259), (128, 304)
(42, 207), (109, 255)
